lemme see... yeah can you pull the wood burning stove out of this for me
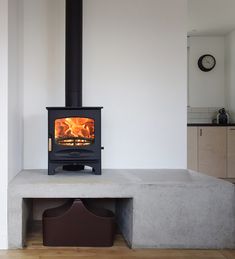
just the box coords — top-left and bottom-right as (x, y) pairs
(47, 107), (102, 175)
(47, 0), (102, 175)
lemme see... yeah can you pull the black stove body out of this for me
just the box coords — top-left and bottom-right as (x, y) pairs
(47, 0), (102, 175)
(47, 107), (102, 175)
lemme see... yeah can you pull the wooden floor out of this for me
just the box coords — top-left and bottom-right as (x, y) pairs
(0, 223), (235, 259)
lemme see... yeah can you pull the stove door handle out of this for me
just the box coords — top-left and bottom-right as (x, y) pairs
(48, 137), (52, 152)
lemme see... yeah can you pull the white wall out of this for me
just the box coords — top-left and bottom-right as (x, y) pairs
(225, 29), (235, 121)
(23, 0), (65, 169)
(8, 0), (23, 182)
(0, 0), (9, 249)
(0, 0), (23, 249)
(188, 36), (225, 107)
(23, 0), (187, 169)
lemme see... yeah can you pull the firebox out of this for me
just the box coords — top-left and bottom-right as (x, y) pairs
(46, 0), (103, 175)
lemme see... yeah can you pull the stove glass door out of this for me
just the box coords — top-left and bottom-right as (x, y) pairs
(54, 117), (95, 146)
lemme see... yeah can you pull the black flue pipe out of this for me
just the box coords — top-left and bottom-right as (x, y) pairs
(65, 0), (83, 107)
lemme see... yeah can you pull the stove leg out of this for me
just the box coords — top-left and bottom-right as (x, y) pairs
(93, 163), (101, 175)
(48, 163), (58, 175)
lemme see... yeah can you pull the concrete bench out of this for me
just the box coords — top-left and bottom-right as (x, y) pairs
(8, 169), (235, 249)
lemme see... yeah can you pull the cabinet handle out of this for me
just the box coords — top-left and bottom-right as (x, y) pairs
(200, 129), (202, 136)
(229, 128), (235, 131)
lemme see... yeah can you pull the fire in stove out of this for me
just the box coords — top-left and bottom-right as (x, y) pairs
(55, 117), (95, 146)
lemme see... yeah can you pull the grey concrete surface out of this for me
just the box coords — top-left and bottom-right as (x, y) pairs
(8, 169), (235, 249)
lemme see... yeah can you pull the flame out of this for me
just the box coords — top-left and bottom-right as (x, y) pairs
(55, 117), (95, 146)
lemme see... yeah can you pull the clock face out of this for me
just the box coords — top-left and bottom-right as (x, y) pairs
(198, 54), (216, 72)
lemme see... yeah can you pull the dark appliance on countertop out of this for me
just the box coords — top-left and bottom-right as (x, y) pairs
(47, 0), (102, 175)
(217, 108), (229, 125)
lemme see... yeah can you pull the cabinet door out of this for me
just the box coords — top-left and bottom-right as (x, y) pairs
(198, 127), (226, 178)
(187, 127), (198, 171)
(227, 127), (235, 178)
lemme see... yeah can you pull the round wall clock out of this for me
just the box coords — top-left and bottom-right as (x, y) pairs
(198, 54), (216, 72)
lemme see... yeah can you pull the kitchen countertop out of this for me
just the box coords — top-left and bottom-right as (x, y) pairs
(187, 123), (235, 127)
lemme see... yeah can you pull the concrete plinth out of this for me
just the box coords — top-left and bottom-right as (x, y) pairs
(8, 169), (235, 249)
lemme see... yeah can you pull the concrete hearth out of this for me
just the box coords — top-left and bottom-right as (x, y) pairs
(8, 169), (235, 249)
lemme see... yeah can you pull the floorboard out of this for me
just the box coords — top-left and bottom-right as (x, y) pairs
(0, 222), (234, 259)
